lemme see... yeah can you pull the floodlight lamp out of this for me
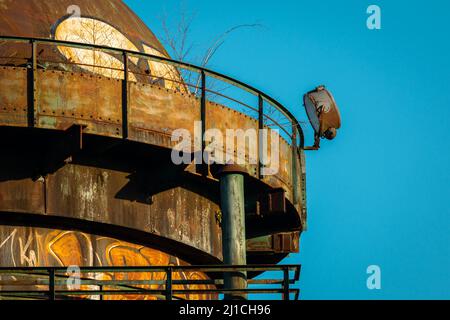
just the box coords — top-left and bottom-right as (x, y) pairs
(303, 85), (341, 150)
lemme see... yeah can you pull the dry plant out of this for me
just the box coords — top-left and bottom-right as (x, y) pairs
(159, 8), (262, 95)
(158, 6), (303, 138)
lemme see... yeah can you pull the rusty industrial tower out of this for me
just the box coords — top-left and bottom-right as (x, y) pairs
(0, 0), (313, 300)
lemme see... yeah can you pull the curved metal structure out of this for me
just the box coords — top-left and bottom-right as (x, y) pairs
(0, 0), (307, 300)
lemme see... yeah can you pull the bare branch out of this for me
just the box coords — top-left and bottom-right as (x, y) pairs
(158, 6), (265, 114)
(201, 23), (263, 67)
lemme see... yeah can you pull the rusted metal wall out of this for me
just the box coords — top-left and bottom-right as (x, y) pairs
(37, 70), (124, 137)
(0, 163), (223, 261)
(247, 232), (300, 254)
(0, 67), (28, 127)
(0, 67), (303, 206)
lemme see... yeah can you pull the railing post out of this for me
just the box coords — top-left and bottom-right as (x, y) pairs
(292, 122), (299, 205)
(27, 40), (37, 128)
(165, 267), (173, 301)
(122, 51), (129, 139)
(258, 94), (264, 179)
(48, 268), (55, 301)
(283, 267), (290, 301)
(200, 70), (207, 175)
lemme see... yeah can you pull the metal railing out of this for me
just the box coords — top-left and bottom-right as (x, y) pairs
(0, 36), (305, 146)
(0, 265), (301, 301)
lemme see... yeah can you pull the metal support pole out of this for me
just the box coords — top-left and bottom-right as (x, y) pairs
(283, 267), (290, 301)
(166, 267), (173, 301)
(122, 51), (129, 139)
(258, 95), (264, 179)
(200, 70), (207, 176)
(219, 165), (248, 300)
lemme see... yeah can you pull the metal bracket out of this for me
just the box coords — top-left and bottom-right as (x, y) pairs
(259, 188), (287, 216)
(40, 124), (85, 176)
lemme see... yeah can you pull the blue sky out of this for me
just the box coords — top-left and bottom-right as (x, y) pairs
(125, 0), (450, 299)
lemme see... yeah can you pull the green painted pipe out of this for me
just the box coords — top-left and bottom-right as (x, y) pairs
(220, 171), (247, 300)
